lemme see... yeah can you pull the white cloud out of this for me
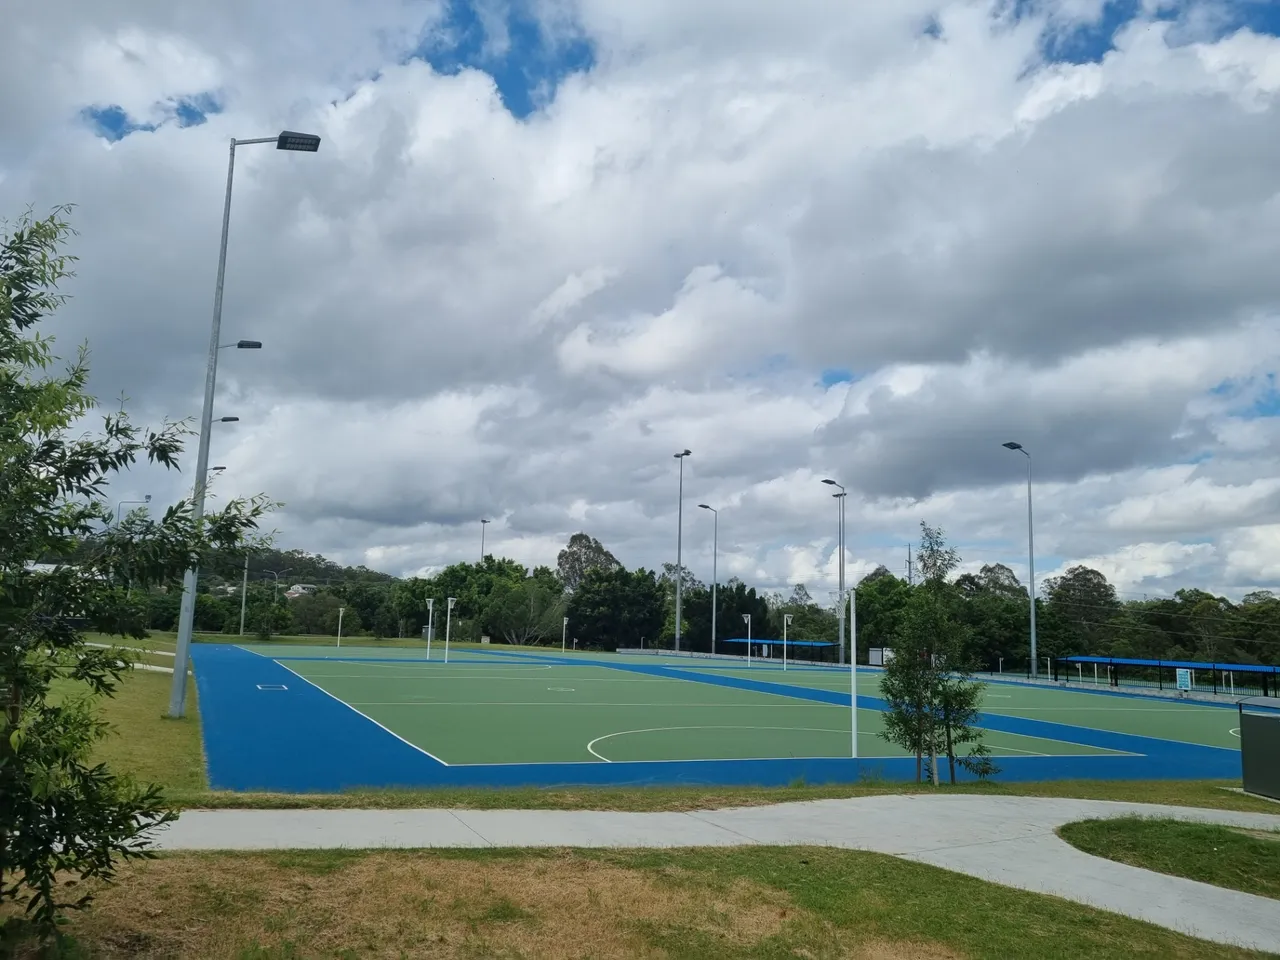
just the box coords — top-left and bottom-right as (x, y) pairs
(5, 0), (1280, 601)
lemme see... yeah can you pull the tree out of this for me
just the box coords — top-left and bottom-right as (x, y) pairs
(566, 567), (664, 651)
(878, 522), (996, 784)
(556, 533), (620, 592)
(1, 209), (271, 941)
(1042, 565), (1120, 655)
(484, 578), (565, 645)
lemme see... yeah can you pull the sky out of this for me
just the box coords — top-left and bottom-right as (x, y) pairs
(3, 0), (1280, 602)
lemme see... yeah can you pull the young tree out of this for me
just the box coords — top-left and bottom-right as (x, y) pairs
(1, 209), (272, 941)
(878, 522), (997, 784)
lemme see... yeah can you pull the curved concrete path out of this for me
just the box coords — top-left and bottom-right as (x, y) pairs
(153, 795), (1280, 953)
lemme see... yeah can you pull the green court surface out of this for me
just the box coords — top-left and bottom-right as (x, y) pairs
(244, 645), (1241, 766)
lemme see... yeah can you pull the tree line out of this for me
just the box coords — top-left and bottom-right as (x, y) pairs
(156, 532), (1280, 672)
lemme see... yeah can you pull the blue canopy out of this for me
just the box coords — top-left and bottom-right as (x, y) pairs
(1061, 655), (1280, 675)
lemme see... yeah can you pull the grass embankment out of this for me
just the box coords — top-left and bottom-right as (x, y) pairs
(1059, 817), (1280, 900)
(10, 847), (1275, 960)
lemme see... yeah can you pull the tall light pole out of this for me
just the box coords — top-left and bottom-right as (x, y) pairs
(445, 596), (457, 663)
(673, 449), (691, 652)
(238, 555), (249, 636)
(698, 504), (717, 655)
(783, 613), (793, 671)
(562, 616), (569, 651)
(337, 607), (346, 648)
(822, 478), (847, 664)
(265, 568), (291, 601)
(742, 613), (752, 666)
(168, 130), (321, 719)
(480, 518), (490, 563)
(1003, 441), (1038, 677)
(114, 494), (152, 527)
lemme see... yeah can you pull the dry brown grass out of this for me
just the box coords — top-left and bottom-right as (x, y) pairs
(14, 851), (964, 960)
(17, 855), (952, 957)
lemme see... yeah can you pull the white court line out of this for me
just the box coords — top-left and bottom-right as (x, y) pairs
(345, 701), (841, 707)
(291, 673), (667, 682)
(272, 660), (451, 767)
(585, 725), (854, 763)
(1230, 727), (1241, 738)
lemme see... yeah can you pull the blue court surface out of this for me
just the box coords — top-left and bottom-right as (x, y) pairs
(190, 643), (1244, 792)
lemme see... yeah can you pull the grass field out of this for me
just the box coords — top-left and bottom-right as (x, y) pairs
(8, 847), (1274, 960)
(1059, 817), (1280, 900)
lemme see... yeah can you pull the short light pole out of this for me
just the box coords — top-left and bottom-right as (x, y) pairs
(445, 597), (457, 664)
(114, 494), (152, 527)
(849, 583), (858, 758)
(168, 129), (320, 719)
(425, 598), (435, 659)
(698, 504), (718, 655)
(743, 613), (752, 667)
(821, 478), (847, 664)
(562, 616), (569, 651)
(238, 555), (249, 636)
(673, 449), (692, 651)
(783, 613), (793, 671)
(480, 518), (490, 563)
(1003, 441), (1038, 677)
(337, 607), (346, 648)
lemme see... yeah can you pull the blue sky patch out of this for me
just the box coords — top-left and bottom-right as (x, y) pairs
(81, 105), (156, 142)
(1012, 0), (1280, 66)
(413, 0), (594, 118)
(821, 368), (854, 387)
(81, 92), (222, 142)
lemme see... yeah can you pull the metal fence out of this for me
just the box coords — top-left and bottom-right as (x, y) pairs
(1052, 657), (1277, 698)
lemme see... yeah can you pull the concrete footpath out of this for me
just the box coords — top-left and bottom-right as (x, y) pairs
(153, 794), (1280, 953)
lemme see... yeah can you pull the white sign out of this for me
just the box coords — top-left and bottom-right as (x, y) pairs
(1176, 668), (1192, 692)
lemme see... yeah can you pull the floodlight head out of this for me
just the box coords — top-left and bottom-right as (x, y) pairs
(698, 503), (712, 510)
(236, 340), (263, 349)
(1002, 441), (1023, 450)
(277, 130), (321, 152)
(210, 466), (226, 473)
(674, 449), (691, 458)
(742, 613), (750, 622)
(144, 494), (152, 502)
(217, 416), (239, 423)
(481, 518), (490, 524)
(821, 478), (838, 486)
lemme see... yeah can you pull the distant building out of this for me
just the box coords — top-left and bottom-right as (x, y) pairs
(284, 583), (319, 600)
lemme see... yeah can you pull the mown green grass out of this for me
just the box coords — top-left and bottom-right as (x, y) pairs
(1059, 817), (1280, 900)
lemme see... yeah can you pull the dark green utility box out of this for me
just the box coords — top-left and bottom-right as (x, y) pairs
(1240, 696), (1280, 802)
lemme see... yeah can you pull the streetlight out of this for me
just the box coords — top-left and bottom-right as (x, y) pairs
(168, 130), (321, 719)
(337, 607), (346, 648)
(480, 519), (490, 563)
(562, 616), (569, 651)
(265, 568), (292, 601)
(698, 504), (718, 655)
(1003, 441), (1038, 678)
(425, 598), (435, 659)
(742, 612), (752, 667)
(822, 478), (847, 665)
(115, 494), (152, 527)
(445, 597), (457, 664)
(783, 612), (793, 671)
(673, 449), (691, 652)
